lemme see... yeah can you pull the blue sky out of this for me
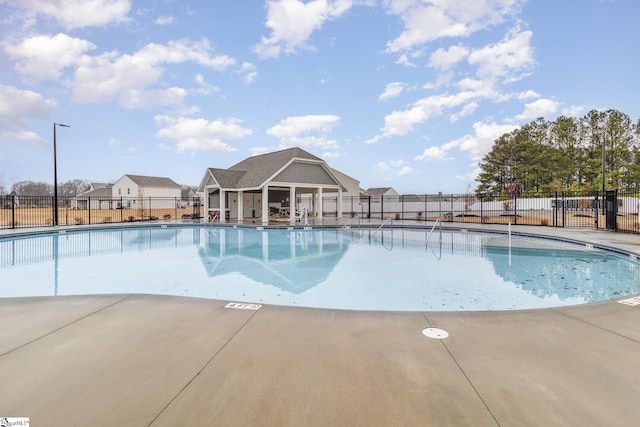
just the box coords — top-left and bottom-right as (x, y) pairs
(1, 0), (638, 194)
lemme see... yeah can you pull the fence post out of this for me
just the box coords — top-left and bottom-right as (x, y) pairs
(514, 191), (518, 225)
(11, 195), (16, 229)
(381, 195), (384, 219)
(562, 192), (565, 227)
(120, 197), (123, 223)
(480, 195), (484, 224)
(175, 197), (178, 222)
(88, 197), (91, 224)
(451, 194), (454, 222)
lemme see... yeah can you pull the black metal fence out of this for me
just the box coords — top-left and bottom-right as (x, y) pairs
(0, 196), (202, 229)
(2, 191), (639, 234)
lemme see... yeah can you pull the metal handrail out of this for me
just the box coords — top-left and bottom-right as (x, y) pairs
(340, 215), (360, 230)
(372, 218), (392, 237)
(425, 218), (442, 246)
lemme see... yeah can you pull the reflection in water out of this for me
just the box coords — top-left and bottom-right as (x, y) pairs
(198, 228), (349, 293)
(1, 227), (639, 310)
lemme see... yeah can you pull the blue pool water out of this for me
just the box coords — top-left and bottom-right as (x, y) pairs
(1, 226), (639, 311)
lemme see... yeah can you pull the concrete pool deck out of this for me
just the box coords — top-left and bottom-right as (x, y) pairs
(1, 223), (640, 426)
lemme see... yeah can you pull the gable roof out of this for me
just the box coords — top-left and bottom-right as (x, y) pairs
(78, 186), (113, 198)
(366, 187), (393, 196)
(229, 147), (323, 189)
(123, 175), (180, 188)
(200, 147), (343, 192)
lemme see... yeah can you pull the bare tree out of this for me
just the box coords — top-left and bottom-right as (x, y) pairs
(11, 181), (53, 196)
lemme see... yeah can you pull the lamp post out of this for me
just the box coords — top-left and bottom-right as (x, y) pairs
(601, 130), (606, 216)
(53, 122), (70, 226)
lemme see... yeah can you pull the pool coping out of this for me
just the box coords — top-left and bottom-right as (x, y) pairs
(2, 222), (640, 425)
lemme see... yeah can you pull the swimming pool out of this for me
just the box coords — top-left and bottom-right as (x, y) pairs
(1, 225), (639, 311)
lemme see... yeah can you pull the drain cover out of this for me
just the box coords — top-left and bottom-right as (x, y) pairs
(422, 328), (449, 339)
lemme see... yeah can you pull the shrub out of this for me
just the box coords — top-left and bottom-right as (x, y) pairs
(103, 217), (111, 223)
(163, 214), (171, 220)
(540, 218), (549, 226)
(74, 217), (84, 225)
(127, 215), (135, 222)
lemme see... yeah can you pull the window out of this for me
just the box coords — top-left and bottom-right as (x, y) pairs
(118, 189), (121, 195)
(127, 188), (130, 195)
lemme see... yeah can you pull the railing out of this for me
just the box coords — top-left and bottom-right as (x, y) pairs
(425, 218), (442, 247)
(372, 218), (393, 237)
(340, 215), (360, 230)
(3, 191), (640, 234)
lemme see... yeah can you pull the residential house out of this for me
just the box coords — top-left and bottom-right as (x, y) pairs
(111, 174), (181, 209)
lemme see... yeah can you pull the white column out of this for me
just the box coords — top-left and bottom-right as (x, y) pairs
(262, 185), (269, 225)
(318, 187), (323, 221)
(205, 189), (212, 218)
(337, 187), (343, 219)
(289, 186), (296, 222)
(220, 189), (226, 223)
(237, 190), (244, 223)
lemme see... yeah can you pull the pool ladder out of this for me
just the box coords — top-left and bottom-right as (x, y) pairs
(339, 215), (361, 231)
(425, 218), (442, 246)
(372, 218), (393, 237)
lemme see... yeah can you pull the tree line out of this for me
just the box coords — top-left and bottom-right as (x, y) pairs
(2, 180), (197, 197)
(6, 179), (92, 197)
(476, 109), (640, 195)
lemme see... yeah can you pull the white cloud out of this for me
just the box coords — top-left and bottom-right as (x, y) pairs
(72, 39), (235, 106)
(13, 0), (131, 29)
(416, 121), (517, 166)
(378, 82), (406, 101)
(395, 53), (416, 67)
(0, 85), (56, 128)
(154, 115), (252, 153)
(468, 27), (535, 81)
(238, 62), (258, 84)
(375, 161), (389, 170)
(385, 0), (525, 52)
(1, 130), (47, 145)
(5, 33), (96, 82)
(561, 105), (586, 118)
(428, 44), (469, 70)
(516, 90), (540, 100)
(515, 98), (559, 121)
(446, 121), (518, 159)
(194, 74), (219, 95)
(398, 166), (413, 176)
(415, 146), (450, 162)
(119, 87), (187, 109)
(368, 91), (477, 142)
(253, 0), (353, 58)
(155, 15), (175, 25)
(267, 114), (340, 149)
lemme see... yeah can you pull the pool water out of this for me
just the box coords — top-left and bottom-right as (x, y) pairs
(1, 226), (639, 311)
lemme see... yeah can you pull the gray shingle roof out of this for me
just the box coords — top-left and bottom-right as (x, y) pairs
(207, 147), (324, 190)
(124, 175), (180, 188)
(78, 187), (113, 198)
(366, 187), (393, 196)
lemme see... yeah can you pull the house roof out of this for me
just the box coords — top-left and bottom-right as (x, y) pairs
(229, 147), (323, 189)
(366, 187), (393, 196)
(200, 147), (339, 191)
(78, 187), (112, 198)
(123, 175), (180, 188)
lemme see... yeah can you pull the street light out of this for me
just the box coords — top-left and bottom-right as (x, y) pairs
(601, 130), (606, 216)
(53, 122), (70, 226)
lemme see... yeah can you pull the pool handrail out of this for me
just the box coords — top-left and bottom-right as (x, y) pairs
(372, 218), (393, 237)
(340, 215), (360, 230)
(425, 218), (442, 246)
